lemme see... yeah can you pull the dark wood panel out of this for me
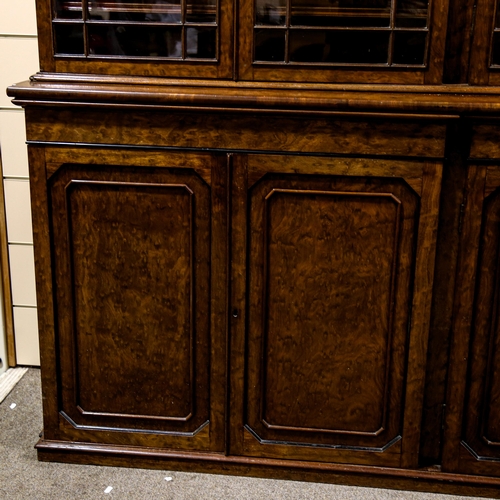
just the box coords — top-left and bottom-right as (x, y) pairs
(28, 146), (61, 439)
(442, 0), (476, 83)
(238, 156), (442, 466)
(443, 164), (500, 475)
(442, 165), (488, 472)
(38, 149), (227, 452)
(470, 124), (500, 159)
(419, 122), (469, 465)
(468, 0), (497, 85)
(35, 0), (55, 72)
(400, 161), (443, 468)
(247, 154), (425, 194)
(241, 428), (403, 468)
(238, 67), (426, 85)
(261, 189), (401, 435)
(459, 183), (500, 464)
(228, 154), (249, 458)
(69, 181), (195, 420)
(25, 108), (447, 158)
(245, 175), (416, 452)
(208, 154), (230, 453)
(486, 73), (500, 86)
(44, 147), (214, 179)
(423, 0), (451, 85)
(51, 164), (211, 433)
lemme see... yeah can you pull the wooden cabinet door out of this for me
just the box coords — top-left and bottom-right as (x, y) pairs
(230, 154), (442, 468)
(32, 147), (227, 453)
(443, 164), (500, 476)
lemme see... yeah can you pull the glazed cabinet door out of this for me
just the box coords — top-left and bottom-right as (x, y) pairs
(443, 163), (500, 476)
(468, 0), (500, 85)
(37, 0), (234, 78)
(31, 146), (227, 453)
(230, 154), (442, 468)
(238, 0), (450, 84)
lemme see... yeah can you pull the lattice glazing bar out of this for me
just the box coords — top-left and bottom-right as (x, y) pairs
(253, 0), (430, 66)
(52, 0), (218, 58)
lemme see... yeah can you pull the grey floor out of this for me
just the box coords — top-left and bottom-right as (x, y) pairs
(0, 369), (495, 500)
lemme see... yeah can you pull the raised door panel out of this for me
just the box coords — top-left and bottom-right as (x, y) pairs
(443, 165), (500, 476)
(64, 180), (199, 425)
(230, 154), (442, 468)
(38, 148), (227, 452)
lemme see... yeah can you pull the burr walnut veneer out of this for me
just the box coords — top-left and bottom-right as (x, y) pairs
(8, 0), (500, 496)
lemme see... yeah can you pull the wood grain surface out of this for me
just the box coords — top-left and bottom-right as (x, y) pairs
(442, 0), (476, 83)
(468, 0), (497, 85)
(35, 148), (227, 452)
(259, 189), (401, 435)
(70, 181), (195, 420)
(10, 82), (500, 116)
(16, 0), (500, 489)
(419, 122), (470, 465)
(444, 165), (500, 475)
(471, 123), (500, 159)
(24, 108), (446, 158)
(51, 164), (211, 432)
(237, 155), (441, 467)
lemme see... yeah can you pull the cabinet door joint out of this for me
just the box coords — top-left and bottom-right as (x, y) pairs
(441, 404), (447, 431)
(458, 202), (466, 234)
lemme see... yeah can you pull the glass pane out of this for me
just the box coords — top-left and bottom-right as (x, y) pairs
(54, 23), (85, 54)
(291, 0), (390, 28)
(395, 0), (429, 28)
(88, 24), (182, 57)
(88, 1), (181, 23)
(186, 0), (217, 23)
(289, 30), (328, 62)
(491, 32), (500, 65)
(254, 29), (286, 61)
(255, 0), (286, 26)
(393, 31), (427, 64)
(496, 1), (500, 28)
(55, 0), (83, 19)
(290, 29), (390, 64)
(186, 27), (216, 58)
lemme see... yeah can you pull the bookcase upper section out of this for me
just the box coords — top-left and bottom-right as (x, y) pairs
(30, 0), (500, 85)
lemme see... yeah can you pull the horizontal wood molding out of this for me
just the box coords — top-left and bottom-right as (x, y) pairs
(35, 438), (500, 498)
(9, 78), (500, 116)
